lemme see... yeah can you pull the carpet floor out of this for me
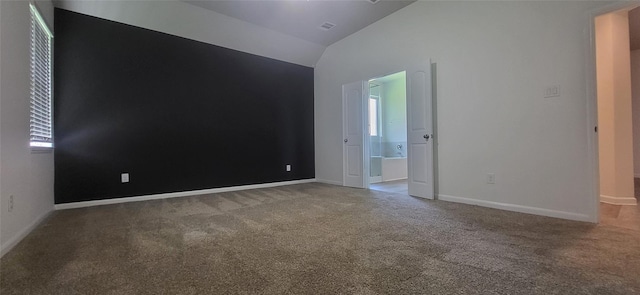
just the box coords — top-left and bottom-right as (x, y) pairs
(1, 183), (639, 294)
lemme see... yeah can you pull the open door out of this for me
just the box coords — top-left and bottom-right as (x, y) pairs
(406, 61), (434, 199)
(343, 81), (369, 188)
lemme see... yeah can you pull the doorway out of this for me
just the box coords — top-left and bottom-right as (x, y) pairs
(367, 72), (409, 195)
(592, 4), (640, 230)
(342, 61), (434, 199)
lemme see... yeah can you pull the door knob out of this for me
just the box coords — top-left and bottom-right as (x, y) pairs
(423, 134), (430, 141)
(344, 139), (348, 143)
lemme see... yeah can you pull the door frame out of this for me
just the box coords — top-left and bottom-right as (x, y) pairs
(342, 65), (434, 195)
(585, 2), (640, 223)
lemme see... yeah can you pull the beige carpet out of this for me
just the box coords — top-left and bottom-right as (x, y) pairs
(1, 183), (639, 294)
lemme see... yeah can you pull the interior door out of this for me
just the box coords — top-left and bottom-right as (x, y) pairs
(343, 81), (368, 188)
(406, 61), (434, 199)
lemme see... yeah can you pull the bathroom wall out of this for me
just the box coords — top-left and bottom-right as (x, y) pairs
(381, 74), (407, 158)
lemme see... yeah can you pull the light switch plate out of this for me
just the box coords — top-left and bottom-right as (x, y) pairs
(121, 173), (129, 183)
(544, 85), (560, 98)
(487, 173), (495, 184)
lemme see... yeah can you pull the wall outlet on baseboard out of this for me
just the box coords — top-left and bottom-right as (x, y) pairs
(8, 195), (14, 212)
(121, 173), (130, 183)
(286, 164), (291, 172)
(487, 173), (495, 184)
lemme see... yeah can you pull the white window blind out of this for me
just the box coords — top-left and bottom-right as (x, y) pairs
(29, 4), (53, 148)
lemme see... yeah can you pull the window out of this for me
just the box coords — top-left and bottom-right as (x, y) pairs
(29, 4), (53, 148)
(369, 98), (378, 136)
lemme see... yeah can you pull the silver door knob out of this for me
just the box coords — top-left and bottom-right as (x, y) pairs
(344, 139), (348, 143)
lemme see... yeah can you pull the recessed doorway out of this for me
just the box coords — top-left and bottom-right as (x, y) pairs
(594, 5), (640, 230)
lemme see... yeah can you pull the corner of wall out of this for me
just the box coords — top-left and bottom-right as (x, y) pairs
(0, 0), (55, 257)
(631, 50), (640, 176)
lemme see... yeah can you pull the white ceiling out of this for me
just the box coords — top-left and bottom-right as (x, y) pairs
(183, 0), (415, 46)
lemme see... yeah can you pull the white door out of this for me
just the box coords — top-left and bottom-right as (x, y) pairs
(343, 81), (369, 188)
(406, 61), (434, 199)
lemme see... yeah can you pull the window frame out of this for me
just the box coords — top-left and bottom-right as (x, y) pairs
(29, 3), (54, 151)
(368, 97), (377, 136)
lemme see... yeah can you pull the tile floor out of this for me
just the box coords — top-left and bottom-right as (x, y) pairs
(369, 179), (408, 195)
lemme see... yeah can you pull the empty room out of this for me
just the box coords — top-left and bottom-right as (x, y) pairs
(1, 0), (640, 294)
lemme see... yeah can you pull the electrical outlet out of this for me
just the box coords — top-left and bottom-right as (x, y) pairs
(487, 173), (495, 184)
(121, 173), (130, 183)
(8, 195), (14, 212)
(286, 164), (291, 172)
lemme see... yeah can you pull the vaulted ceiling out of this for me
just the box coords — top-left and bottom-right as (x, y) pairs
(183, 0), (415, 46)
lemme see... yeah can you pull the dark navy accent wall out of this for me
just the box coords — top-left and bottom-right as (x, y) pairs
(54, 9), (315, 204)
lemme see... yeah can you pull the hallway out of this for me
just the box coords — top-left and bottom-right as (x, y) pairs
(599, 178), (640, 231)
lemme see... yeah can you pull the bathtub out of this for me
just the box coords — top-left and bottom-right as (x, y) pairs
(381, 157), (407, 182)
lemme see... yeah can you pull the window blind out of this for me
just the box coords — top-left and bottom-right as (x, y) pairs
(29, 4), (53, 148)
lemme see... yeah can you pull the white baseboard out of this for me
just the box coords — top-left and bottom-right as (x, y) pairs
(315, 178), (342, 186)
(600, 195), (638, 206)
(437, 194), (594, 223)
(1, 208), (53, 258)
(55, 179), (317, 210)
(370, 176), (382, 184)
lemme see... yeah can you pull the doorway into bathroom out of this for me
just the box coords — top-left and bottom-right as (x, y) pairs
(342, 61), (433, 198)
(367, 71), (409, 195)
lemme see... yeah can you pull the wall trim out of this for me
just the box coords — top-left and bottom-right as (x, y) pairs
(600, 194), (638, 205)
(1, 208), (53, 258)
(55, 179), (317, 210)
(437, 194), (595, 223)
(315, 178), (342, 186)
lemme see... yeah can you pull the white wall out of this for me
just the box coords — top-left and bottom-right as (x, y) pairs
(1, 0), (55, 256)
(315, 1), (609, 221)
(632, 50), (640, 177)
(381, 76), (406, 144)
(596, 12), (635, 204)
(54, 0), (326, 67)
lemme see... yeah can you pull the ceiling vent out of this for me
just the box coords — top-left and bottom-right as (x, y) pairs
(367, 0), (381, 4)
(319, 22), (336, 31)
